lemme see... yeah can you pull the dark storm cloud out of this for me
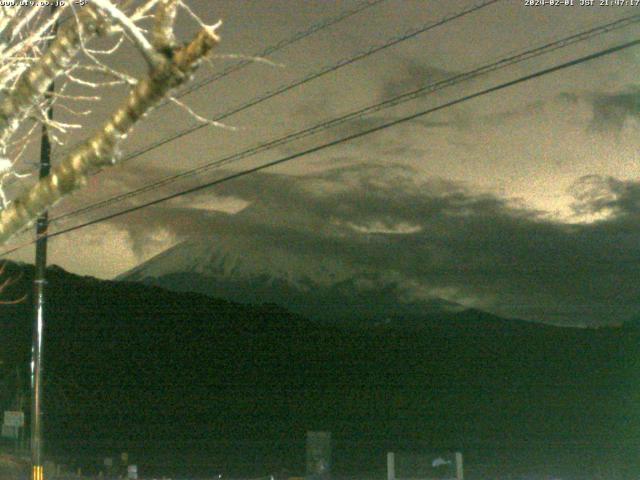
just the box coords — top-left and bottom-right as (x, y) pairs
(589, 88), (640, 132)
(369, 58), (640, 139)
(381, 61), (453, 98)
(570, 174), (640, 218)
(118, 163), (640, 326)
(281, 59), (463, 154)
(366, 59), (463, 131)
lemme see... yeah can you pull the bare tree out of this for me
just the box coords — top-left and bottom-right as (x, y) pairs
(0, 0), (222, 246)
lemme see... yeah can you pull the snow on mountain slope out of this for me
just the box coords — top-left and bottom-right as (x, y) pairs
(120, 234), (355, 289)
(118, 235), (467, 324)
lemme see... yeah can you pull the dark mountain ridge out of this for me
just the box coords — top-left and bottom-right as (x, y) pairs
(0, 261), (637, 478)
(118, 238), (633, 330)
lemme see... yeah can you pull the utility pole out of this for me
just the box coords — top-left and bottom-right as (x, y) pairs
(31, 6), (57, 480)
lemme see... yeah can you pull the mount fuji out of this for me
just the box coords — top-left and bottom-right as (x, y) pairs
(118, 235), (530, 329)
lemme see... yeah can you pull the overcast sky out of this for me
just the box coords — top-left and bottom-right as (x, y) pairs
(4, 0), (640, 326)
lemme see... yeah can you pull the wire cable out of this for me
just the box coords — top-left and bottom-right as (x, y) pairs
(49, 12), (640, 225)
(111, 0), (501, 163)
(2, 36), (638, 257)
(3, 0), (502, 228)
(174, 0), (390, 99)
(35, 0), (501, 184)
(49, 0), (389, 163)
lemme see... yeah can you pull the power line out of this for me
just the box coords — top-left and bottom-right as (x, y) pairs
(173, 0), (390, 99)
(49, 12), (640, 225)
(46, 0), (501, 176)
(2, 36), (637, 257)
(6, 0), (502, 231)
(118, 0), (501, 160)
(48, 0), (389, 164)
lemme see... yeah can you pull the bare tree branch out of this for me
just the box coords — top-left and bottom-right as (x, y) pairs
(0, 5), (111, 151)
(92, 0), (164, 69)
(153, 0), (179, 51)
(0, 18), (221, 245)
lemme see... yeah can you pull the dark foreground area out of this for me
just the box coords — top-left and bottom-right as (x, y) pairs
(1, 262), (639, 479)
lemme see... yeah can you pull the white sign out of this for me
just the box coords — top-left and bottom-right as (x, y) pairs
(127, 465), (138, 480)
(3, 411), (24, 428)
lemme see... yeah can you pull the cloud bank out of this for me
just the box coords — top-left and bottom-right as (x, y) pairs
(115, 162), (640, 327)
